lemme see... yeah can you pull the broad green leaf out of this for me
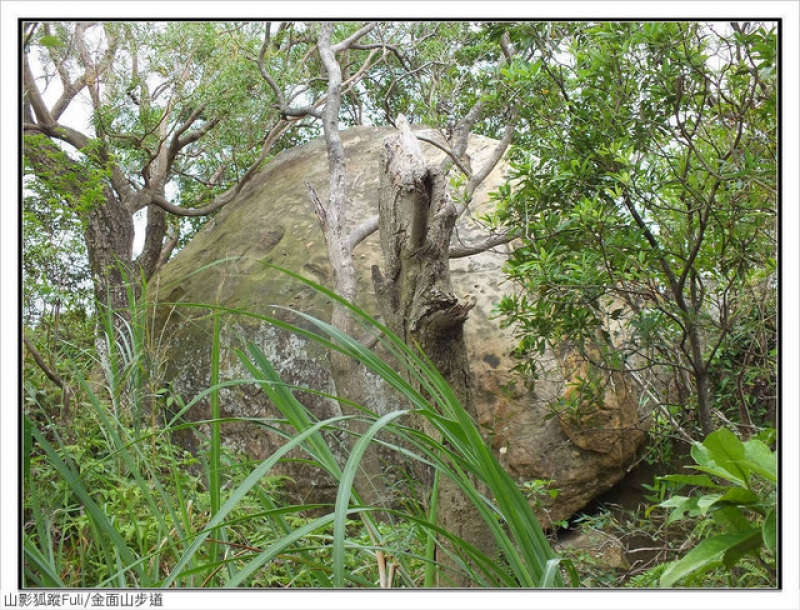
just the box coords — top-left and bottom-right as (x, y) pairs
(703, 429), (747, 473)
(697, 493), (722, 515)
(659, 495), (701, 525)
(691, 429), (748, 487)
(691, 464), (747, 487)
(762, 509), (777, 553)
(658, 473), (725, 490)
(741, 439), (777, 483)
(660, 530), (761, 587)
(711, 505), (752, 534)
(716, 487), (760, 508)
(722, 529), (764, 568)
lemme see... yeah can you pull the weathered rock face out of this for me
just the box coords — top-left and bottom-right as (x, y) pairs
(149, 126), (648, 525)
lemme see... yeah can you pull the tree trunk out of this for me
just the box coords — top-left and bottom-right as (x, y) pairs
(84, 189), (137, 315)
(314, 22), (389, 507)
(691, 344), (715, 437)
(372, 116), (493, 587)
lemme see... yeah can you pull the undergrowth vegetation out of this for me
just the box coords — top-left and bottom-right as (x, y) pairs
(21, 269), (778, 589)
(543, 427), (777, 589)
(23, 269), (574, 588)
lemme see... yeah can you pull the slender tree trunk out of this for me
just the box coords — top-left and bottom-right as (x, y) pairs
(372, 116), (493, 587)
(315, 22), (388, 506)
(623, 190), (717, 438)
(688, 328), (715, 437)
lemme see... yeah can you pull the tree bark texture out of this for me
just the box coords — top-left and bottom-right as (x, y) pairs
(373, 116), (493, 586)
(83, 193), (136, 314)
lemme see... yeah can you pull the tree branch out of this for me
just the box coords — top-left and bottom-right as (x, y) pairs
(332, 22), (378, 53)
(148, 193), (228, 217)
(22, 53), (57, 128)
(23, 334), (73, 421)
(349, 214), (379, 250)
(448, 230), (514, 259)
(415, 133), (473, 178)
(258, 26), (323, 119)
(462, 114), (516, 206)
(156, 233), (180, 270)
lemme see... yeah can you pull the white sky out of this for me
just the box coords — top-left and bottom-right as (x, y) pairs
(4, 2), (800, 610)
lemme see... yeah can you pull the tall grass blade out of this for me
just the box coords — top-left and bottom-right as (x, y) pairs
(424, 469), (440, 588)
(208, 312), (223, 580)
(332, 410), (409, 587)
(23, 534), (65, 587)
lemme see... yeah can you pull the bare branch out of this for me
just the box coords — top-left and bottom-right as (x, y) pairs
(332, 22), (378, 53)
(165, 105), (219, 170)
(341, 48), (381, 96)
(42, 23), (75, 92)
(23, 22), (38, 50)
(148, 193), (228, 217)
(499, 31), (517, 61)
(23, 334), (73, 420)
(24, 118), (91, 152)
(349, 214), (379, 250)
(156, 233), (180, 270)
(22, 53), (56, 128)
(73, 23), (104, 111)
(170, 104), (206, 143)
(448, 230), (514, 259)
(350, 41), (410, 70)
(458, 113), (516, 211)
(450, 99), (485, 161)
(258, 30), (288, 107)
(305, 181), (328, 230)
(225, 119), (293, 198)
(145, 118), (294, 217)
(176, 119), (220, 151)
(415, 133), (473, 178)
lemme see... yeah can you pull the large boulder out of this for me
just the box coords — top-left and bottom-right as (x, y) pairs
(149, 126), (648, 525)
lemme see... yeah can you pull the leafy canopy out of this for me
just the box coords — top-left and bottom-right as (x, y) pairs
(492, 22), (776, 434)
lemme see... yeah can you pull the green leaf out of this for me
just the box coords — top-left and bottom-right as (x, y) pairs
(722, 529), (765, 568)
(332, 410), (409, 587)
(659, 495), (700, 525)
(660, 530), (761, 587)
(538, 557), (579, 587)
(691, 429), (748, 487)
(696, 493), (722, 515)
(39, 34), (64, 48)
(716, 487), (760, 507)
(711, 505), (752, 534)
(164, 415), (351, 587)
(659, 473), (725, 490)
(27, 421), (142, 580)
(762, 509), (777, 553)
(23, 534), (66, 587)
(741, 439), (777, 483)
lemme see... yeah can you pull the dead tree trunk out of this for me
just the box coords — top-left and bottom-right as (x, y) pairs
(372, 115), (493, 587)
